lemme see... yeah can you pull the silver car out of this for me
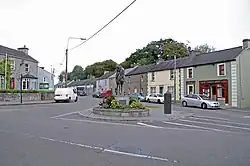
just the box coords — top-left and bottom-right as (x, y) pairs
(181, 94), (220, 109)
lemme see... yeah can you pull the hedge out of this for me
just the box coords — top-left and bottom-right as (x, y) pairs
(0, 89), (54, 93)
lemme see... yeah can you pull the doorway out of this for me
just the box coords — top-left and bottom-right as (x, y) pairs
(187, 84), (194, 94)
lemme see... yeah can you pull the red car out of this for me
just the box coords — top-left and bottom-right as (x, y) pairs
(100, 90), (112, 98)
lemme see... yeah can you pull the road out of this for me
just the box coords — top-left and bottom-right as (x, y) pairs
(0, 96), (250, 166)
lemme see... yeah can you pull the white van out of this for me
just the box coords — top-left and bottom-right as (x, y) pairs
(54, 87), (78, 103)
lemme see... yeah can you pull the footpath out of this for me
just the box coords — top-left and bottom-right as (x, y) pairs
(0, 100), (54, 106)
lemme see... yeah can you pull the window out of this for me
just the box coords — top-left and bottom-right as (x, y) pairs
(22, 78), (30, 90)
(10, 59), (15, 71)
(217, 87), (225, 98)
(151, 72), (155, 81)
(25, 64), (29, 72)
(187, 84), (194, 94)
(141, 75), (143, 82)
(0, 75), (4, 89)
(217, 63), (226, 76)
(150, 87), (156, 93)
(187, 67), (193, 78)
(43, 77), (46, 82)
(170, 70), (174, 80)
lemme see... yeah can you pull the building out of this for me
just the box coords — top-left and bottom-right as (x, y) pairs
(38, 67), (55, 90)
(147, 59), (181, 100)
(108, 67), (136, 94)
(96, 71), (115, 92)
(0, 45), (39, 90)
(68, 78), (96, 95)
(126, 64), (154, 95)
(179, 39), (250, 108)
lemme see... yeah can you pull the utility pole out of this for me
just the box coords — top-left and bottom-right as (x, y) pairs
(174, 55), (177, 104)
(65, 49), (68, 88)
(5, 53), (8, 89)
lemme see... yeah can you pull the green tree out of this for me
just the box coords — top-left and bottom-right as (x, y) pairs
(0, 58), (11, 89)
(84, 59), (117, 78)
(194, 44), (216, 53)
(70, 65), (86, 81)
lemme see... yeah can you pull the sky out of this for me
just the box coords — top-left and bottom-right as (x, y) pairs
(0, 0), (249, 83)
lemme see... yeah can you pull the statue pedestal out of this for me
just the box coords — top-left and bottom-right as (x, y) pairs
(115, 96), (129, 105)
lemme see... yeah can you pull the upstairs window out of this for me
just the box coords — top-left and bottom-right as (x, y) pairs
(25, 64), (29, 72)
(10, 59), (15, 71)
(151, 72), (155, 81)
(187, 67), (193, 78)
(217, 63), (226, 76)
(170, 70), (174, 80)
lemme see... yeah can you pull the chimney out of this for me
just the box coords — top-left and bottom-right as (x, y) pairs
(18, 45), (29, 55)
(242, 39), (250, 49)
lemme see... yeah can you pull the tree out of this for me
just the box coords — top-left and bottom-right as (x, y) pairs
(0, 58), (11, 89)
(70, 65), (86, 81)
(120, 38), (188, 68)
(194, 44), (216, 53)
(84, 59), (117, 78)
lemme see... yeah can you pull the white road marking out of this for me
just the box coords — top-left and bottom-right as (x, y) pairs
(191, 115), (232, 121)
(179, 119), (250, 131)
(189, 117), (250, 126)
(162, 121), (227, 132)
(50, 111), (79, 118)
(39, 136), (169, 162)
(137, 122), (164, 129)
(243, 116), (250, 118)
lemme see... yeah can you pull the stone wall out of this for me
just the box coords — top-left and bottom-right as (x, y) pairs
(0, 93), (54, 102)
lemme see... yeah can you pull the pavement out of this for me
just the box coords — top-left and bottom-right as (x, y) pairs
(0, 100), (54, 106)
(0, 96), (250, 166)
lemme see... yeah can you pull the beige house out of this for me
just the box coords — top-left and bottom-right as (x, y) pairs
(147, 60), (180, 100)
(108, 67), (136, 94)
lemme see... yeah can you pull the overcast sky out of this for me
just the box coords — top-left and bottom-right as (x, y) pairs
(0, 0), (249, 83)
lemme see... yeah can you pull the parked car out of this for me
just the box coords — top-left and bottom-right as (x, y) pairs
(78, 91), (87, 96)
(147, 94), (164, 103)
(54, 87), (78, 103)
(92, 91), (101, 98)
(100, 90), (112, 98)
(129, 93), (146, 101)
(181, 94), (220, 109)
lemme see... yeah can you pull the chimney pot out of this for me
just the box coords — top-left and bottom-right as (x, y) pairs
(18, 45), (29, 55)
(243, 39), (250, 49)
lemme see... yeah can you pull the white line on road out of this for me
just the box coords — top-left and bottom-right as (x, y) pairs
(179, 119), (250, 131)
(189, 117), (250, 126)
(137, 122), (164, 129)
(191, 115), (231, 121)
(50, 111), (79, 119)
(39, 136), (169, 162)
(162, 121), (227, 132)
(243, 116), (250, 118)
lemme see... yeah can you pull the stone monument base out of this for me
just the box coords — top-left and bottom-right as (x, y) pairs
(115, 96), (129, 105)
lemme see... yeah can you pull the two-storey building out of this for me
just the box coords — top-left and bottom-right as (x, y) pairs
(38, 67), (55, 90)
(125, 64), (154, 95)
(0, 45), (39, 90)
(96, 71), (115, 92)
(179, 39), (250, 108)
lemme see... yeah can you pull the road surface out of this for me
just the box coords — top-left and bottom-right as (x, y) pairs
(0, 96), (249, 166)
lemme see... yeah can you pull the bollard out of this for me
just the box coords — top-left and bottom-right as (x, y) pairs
(164, 92), (172, 114)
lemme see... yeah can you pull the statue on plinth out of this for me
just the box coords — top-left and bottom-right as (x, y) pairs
(115, 64), (125, 96)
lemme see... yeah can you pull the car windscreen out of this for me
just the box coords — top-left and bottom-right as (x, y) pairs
(157, 94), (163, 97)
(199, 95), (210, 100)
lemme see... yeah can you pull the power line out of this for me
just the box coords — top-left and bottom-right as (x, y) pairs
(69, 0), (137, 51)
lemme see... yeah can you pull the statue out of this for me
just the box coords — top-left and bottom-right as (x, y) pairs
(115, 64), (125, 96)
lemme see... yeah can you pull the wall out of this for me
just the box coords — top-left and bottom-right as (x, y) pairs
(182, 62), (232, 104)
(237, 48), (250, 108)
(0, 93), (54, 102)
(126, 73), (148, 95)
(38, 67), (54, 90)
(96, 79), (109, 91)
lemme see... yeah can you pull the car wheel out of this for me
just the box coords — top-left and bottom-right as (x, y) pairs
(201, 103), (207, 109)
(147, 99), (150, 103)
(68, 97), (71, 103)
(182, 101), (187, 107)
(157, 99), (161, 104)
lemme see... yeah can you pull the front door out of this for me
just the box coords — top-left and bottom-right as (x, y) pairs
(187, 84), (194, 94)
(159, 86), (164, 94)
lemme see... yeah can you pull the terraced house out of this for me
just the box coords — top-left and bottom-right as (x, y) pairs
(147, 59), (181, 100)
(125, 64), (154, 95)
(179, 39), (250, 108)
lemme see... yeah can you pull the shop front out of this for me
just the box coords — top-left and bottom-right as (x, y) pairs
(199, 80), (228, 104)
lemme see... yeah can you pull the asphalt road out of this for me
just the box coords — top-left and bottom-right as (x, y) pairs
(0, 96), (250, 166)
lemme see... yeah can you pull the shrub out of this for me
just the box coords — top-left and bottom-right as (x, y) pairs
(110, 99), (121, 109)
(130, 100), (145, 109)
(129, 99), (137, 105)
(105, 95), (116, 107)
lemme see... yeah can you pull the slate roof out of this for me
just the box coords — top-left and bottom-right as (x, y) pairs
(0, 45), (38, 63)
(68, 78), (96, 87)
(126, 64), (154, 76)
(96, 71), (115, 80)
(148, 46), (243, 72)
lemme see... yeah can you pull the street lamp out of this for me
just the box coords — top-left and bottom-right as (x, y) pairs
(65, 37), (86, 87)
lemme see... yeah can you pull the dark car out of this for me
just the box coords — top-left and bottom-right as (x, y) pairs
(129, 93), (146, 102)
(78, 91), (87, 96)
(92, 91), (101, 98)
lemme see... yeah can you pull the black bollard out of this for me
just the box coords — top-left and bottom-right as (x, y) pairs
(164, 92), (172, 114)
